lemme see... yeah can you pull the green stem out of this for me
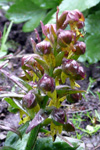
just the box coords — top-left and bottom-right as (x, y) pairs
(1, 21), (13, 51)
(25, 125), (40, 150)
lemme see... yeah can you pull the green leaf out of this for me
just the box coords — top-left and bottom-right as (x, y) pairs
(56, 51), (64, 67)
(80, 34), (100, 63)
(34, 57), (49, 73)
(49, 0), (100, 24)
(4, 123), (85, 150)
(85, 11), (100, 34)
(32, 0), (62, 9)
(4, 97), (19, 109)
(4, 122), (29, 150)
(0, 146), (16, 150)
(56, 85), (85, 97)
(22, 11), (46, 32)
(59, 0), (100, 12)
(43, 8), (57, 25)
(6, 0), (46, 32)
(4, 122), (40, 150)
(34, 137), (85, 150)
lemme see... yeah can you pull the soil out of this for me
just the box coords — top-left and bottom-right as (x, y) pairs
(0, 10), (100, 150)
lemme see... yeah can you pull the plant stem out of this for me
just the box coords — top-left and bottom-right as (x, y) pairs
(1, 21), (13, 51)
(25, 125), (40, 150)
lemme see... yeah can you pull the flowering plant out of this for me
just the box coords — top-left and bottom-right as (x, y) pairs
(0, 7), (86, 150)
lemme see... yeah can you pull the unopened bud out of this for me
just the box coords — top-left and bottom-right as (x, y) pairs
(21, 54), (44, 74)
(44, 24), (56, 34)
(57, 10), (69, 29)
(21, 55), (35, 67)
(22, 90), (37, 109)
(77, 21), (85, 29)
(62, 58), (85, 80)
(38, 74), (55, 92)
(36, 40), (52, 55)
(74, 41), (86, 55)
(57, 30), (76, 47)
(67, 93), (82, 103)
(52, 108), (67, 126)
(65, 9), (85, 29)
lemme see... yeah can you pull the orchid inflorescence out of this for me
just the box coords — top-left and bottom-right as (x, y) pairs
(20, 8), (86, 140)
(0, 8), (86, 142)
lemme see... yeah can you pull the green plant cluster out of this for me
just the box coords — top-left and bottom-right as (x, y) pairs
(0, 8), (86, 150)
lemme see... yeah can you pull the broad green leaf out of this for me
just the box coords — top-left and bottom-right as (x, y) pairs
(22, 11), (46, 32)
(4, 122), (29, 150)
(59, 0), (100, 12)
(0, 0), (16, 5)
(32, 0), (62, 9)
(6, 0), (46, 32)
(49, 0), (100, 24)
(34, 137), (85, 150)
(43, 8), (57, 25)
(85, 11), (100, 34)
(4, 130), (85, 150)
(0, 147), (16, 150)
(81, 34), (100, 63)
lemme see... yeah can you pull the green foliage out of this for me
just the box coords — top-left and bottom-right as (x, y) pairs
(6, 0), (46, 32)
(0, 0), (62, 32)
(80, 10), (100, 63)
(32, 0), (62, 9)
(85, 11), (100, 34)
(4, 122), (30, 150)
(4, 124), (85, 150)
(85, 35), (100, 63)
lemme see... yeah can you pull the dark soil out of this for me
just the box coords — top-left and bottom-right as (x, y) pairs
(0, 10), (100, 150)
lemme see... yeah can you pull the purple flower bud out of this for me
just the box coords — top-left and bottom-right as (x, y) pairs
(57, 30), (76, 47)
(38, 74), (55, 92)
(68, 9), (84, 22)
(44, 24), (56, 34)
(21, 55), (44, 74)
(21, 55), (35, 67)
(77, 66), (85, 80)
(22, 90), (37, 109)
(52, 108), (67, 126)
(62, 58), (85, 80)
(64, 9), (85, 29)
(40, 21), (56, 41)
(57, 10), (69, 29)
(36, 40), (52, 55)
(67, 93), (82, 103)
(77, 21), (85, 29)
(74, 41), (86, 55)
